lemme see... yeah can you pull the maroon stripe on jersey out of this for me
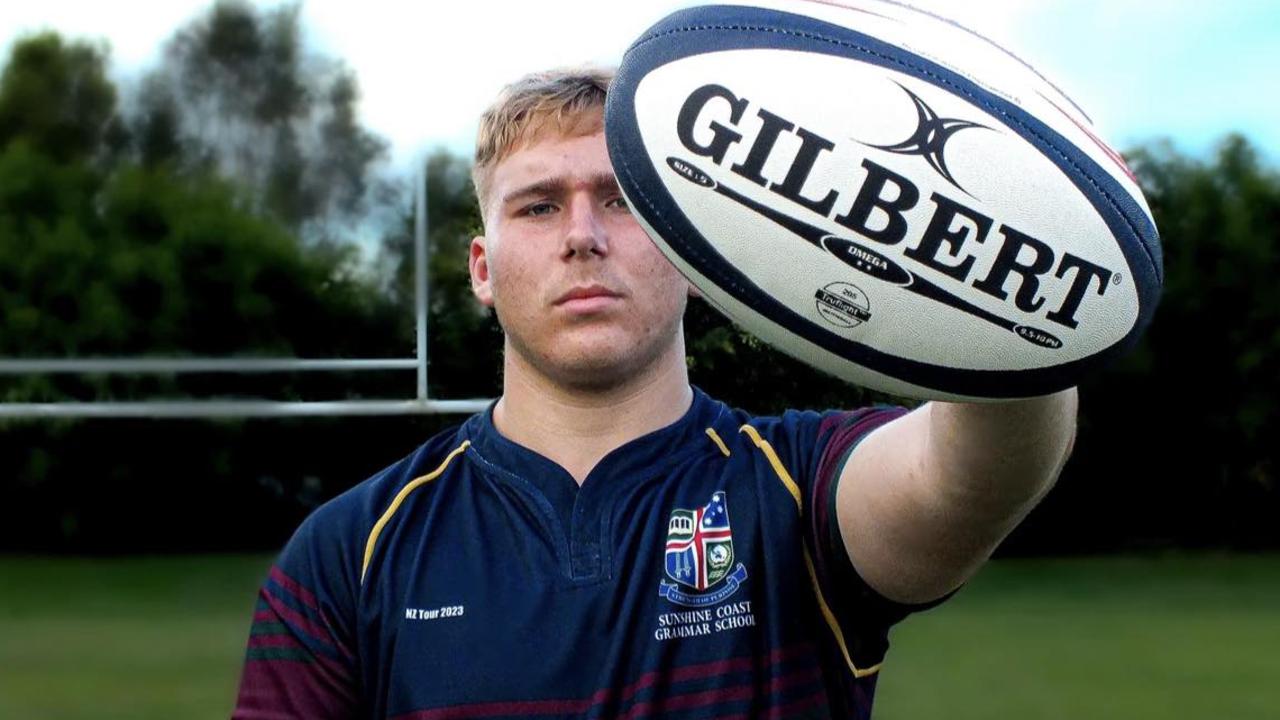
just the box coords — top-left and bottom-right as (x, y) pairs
(767, 664), (822, 694)
(247, 634), (305, 650)
(769, 687), (828, 719)
(618, 682), (752, 718)
(619, 642), (810, 703)
(259, 585), (352, 661)
(810, 409), (908, 571)
(243, 625), (353, 681)
(406, 698), (595, 719)
(391, 643), (823, 720)
(262, 566), (354, 662)
(270, 564), (321, 611)
(710, 687), (827, 720)
(234, 653), (358, 720)
(615, 665), (822, 720)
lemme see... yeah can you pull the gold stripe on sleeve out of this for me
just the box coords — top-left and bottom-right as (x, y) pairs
(738, 425), (802, 509)
(360, 441), (470, 584)
(705, 427), (732, 457)
(739, 424), (881, 678)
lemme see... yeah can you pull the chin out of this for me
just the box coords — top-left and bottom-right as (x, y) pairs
(544, 346), (646, 392)
(512, 328), (680, 393)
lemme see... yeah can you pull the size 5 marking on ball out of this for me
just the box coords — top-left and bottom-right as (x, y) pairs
(814, 282), (872, 329)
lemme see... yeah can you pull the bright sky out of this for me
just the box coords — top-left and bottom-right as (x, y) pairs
(2, 0), (1277, 171)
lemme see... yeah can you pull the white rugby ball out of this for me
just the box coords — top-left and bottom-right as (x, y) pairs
(605, 0), (1162, 401)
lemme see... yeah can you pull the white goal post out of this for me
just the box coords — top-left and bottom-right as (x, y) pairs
(0, 166), (491, 420)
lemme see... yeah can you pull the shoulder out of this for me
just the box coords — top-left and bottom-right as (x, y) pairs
(335, 423), (471, 517)
(744, 404), (908, 436)
(730, 400), (910, 465)
(283, 421), (473, 574)
(700, 397), (914, 518)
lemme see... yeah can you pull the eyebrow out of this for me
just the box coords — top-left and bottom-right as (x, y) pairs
(500, 173), (621, 206)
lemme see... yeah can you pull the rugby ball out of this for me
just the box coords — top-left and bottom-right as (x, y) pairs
(605, 0), (1162, 400)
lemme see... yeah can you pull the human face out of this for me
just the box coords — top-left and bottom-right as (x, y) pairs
(469, 124), (691, 391)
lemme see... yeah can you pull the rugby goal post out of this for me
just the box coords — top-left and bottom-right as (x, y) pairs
(0, 167), (491, 420)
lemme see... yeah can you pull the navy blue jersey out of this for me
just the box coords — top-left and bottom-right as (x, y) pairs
(233, 388), (950, 719)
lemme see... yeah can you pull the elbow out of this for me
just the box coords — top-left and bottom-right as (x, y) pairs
(1035, 389), (1080, 500)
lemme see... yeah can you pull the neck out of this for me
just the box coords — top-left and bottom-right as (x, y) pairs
(493, 338), (693, 485)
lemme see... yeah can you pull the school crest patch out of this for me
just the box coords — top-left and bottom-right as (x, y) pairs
(659, 491), (748, 607)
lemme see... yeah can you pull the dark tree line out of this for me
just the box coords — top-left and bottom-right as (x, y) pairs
(0, 2), (1276, 553)
(1020, 137), (1280, 553)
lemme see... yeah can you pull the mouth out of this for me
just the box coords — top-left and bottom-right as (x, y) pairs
(554, 284), (624, 312)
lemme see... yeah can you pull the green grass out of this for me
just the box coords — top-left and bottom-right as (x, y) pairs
(876, 554), (1280, 720)
(0, 555), (270, 720)
(1, 553), (1277, 719)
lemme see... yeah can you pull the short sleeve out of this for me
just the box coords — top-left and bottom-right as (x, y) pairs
(232, 499), (362, 719)
(812, 407), (958, 623)
(747, 405), (956, 673)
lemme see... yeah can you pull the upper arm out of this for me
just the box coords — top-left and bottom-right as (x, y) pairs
(744, 406), (940, 677)
(834, 404), (965, 605)
(836, 395), (1076, 605)
(233, 504), (362, 719)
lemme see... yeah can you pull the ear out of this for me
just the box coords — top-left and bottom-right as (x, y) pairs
(469, 235), (495, 307)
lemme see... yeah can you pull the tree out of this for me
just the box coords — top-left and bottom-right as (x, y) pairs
(135, 0), (389, 237)
(379, 150), (501, 400)
(0, 33), (123, 166)
(1124, 135), (1279, 546)
(1008, 135), (1280, 553)
(0, 31), (416, 553)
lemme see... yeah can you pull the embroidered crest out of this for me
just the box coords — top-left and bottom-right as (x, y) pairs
(659, 491), (748, 607)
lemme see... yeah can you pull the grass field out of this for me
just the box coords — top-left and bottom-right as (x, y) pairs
(1, 553), (1277, 719)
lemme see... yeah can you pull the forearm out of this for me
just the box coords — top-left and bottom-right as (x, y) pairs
(925, 388), (1079, 526)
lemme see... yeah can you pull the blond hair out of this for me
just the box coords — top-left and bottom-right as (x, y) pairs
(472, 66), (615, 217)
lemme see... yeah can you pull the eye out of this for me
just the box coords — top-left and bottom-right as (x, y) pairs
(523, 201), (557, 217)
(606, 195), (630, 212)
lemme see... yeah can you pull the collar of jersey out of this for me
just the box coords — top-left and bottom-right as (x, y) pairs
(462, 385), (728, 496)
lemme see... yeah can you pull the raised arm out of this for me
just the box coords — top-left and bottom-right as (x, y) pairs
(835, 389), (1078, 604)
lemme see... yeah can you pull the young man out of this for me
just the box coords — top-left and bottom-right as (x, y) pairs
(233, 67), (1077, 720)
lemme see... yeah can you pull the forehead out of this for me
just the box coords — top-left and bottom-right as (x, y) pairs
(489, 128), (615, 199)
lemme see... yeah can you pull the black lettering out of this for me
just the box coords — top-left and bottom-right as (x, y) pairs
(834, 158), (920, 245)
(769, 126), (839, 216)
(905, 193), (993, 281)
(1046, 253), (1112, 328)
(730, 107), (794, 187)
(676, 84), (748, 165)
(973, 225), (1055, 313)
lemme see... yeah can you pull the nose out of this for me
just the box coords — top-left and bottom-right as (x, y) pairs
(562, 193), (608, 259)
